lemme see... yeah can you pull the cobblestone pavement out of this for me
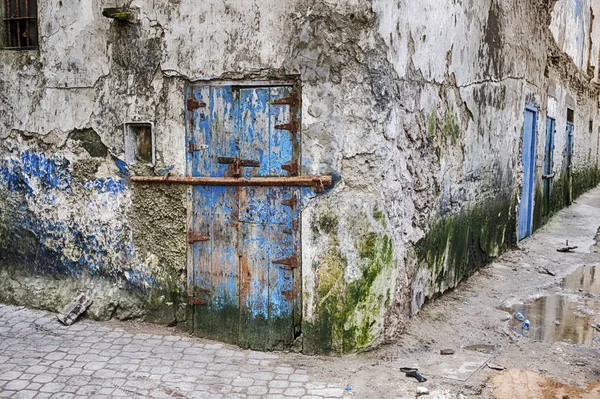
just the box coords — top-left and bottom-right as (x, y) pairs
(0, 305), (349, 399)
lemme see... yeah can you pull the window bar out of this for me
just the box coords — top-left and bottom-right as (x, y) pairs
(5, 0), (11, 48)
(24, 0), (29, 47)
(15, 0), (21, 48)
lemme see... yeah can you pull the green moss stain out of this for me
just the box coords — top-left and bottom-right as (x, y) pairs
(372, 204), (386, 228)
(304, 211), (395, 354)
(318, 213), (339, 235)
(572, 166), (600, 200)
(428, 109), (437, 138)
(442, 111), (460, 145)
(415, 197), (516, 292)
(539, 165), (600, 227)
(532, 184), (544, 232)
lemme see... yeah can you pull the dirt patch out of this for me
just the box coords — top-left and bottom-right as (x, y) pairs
(491, 369), (600, 399)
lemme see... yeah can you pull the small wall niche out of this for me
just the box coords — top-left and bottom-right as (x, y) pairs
(124, 122), (155, 165)
(567, 108), (575, 124)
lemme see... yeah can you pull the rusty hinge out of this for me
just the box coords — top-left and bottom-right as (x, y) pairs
(187, 98), (206, 111)
(274, 122), (298, 133)
(271, 92), (299, 107)
(282, 193), (297, 209)
(273, 255), (298, 270)
(188, 142), (208, 153)
(188, 232), (210, 243)
(281, 160), (299, 176)
(188, 296), (207, 305)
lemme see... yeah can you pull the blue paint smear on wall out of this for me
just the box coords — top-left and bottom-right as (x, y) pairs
(0, 150), (154, 288)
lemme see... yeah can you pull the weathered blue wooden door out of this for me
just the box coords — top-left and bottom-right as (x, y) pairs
(186, 83), (301, 350)
(565, 122), (574, 205)
(518, 106), (537, 240)
(542, 118), (555, 216)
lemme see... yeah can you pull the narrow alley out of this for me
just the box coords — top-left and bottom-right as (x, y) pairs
(2, 186), (600, 398)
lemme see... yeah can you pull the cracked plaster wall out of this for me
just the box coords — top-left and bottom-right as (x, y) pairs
(0, 0), (599, 353)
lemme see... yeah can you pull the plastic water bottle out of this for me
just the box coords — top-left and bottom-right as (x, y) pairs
(515, 312), (525, 322)
(523, 319), (530, 330)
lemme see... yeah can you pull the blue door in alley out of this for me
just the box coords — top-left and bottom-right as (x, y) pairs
(565, 122), (574, 205)
(542, 118), (555, 216)
(518, 106), (537, 240)
(186, 83), (301, 350)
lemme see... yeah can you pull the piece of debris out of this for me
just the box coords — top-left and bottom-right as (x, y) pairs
(538, 267), (556, 276)
(487, 363), (507, 371)
(514, 312), (525, 321)
(400, 368), (428, 382)
(416, 386), (429, 396)
(592, 323), (600, 331)
(558, 241), (578, 253)
(440, 349), (455, 355)
(557, 246), (578, 253)
(345, 384), (352, 391)
(57, 293), (93, 326)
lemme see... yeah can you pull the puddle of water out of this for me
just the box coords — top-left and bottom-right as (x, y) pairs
(562, 265), (599, 294)
(509, 294), (600, 345)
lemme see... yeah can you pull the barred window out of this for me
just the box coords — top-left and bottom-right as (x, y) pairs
(2, 0), (38, 49)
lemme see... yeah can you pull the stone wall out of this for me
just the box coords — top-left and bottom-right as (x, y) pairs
(1, 0), (599, 354)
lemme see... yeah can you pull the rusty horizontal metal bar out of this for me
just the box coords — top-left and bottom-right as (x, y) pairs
(131, 175), (333, 188)
(217, 157), (260, 167)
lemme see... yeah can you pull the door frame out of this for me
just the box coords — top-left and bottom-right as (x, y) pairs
(518, 104), (538, 240)
(542, 117), (555, 216)
(565, 121), (574, 205)
(183, 79), (304, 349)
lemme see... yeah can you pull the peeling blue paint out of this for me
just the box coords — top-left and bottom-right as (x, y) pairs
(0, 150), (157, 289)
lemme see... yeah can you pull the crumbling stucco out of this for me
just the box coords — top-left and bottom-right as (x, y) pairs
(1, 0), (600, 354)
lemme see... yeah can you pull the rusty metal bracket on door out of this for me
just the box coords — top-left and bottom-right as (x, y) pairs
(272, 255), (298, 270)
(188, 232), (210, 243)
(131, 175), (333, 191)
(217, 157), (260, 177)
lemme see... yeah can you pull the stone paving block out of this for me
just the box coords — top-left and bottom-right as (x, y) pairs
(4, 379), (30, 390)
(0, 371), (23, 380)
(11, 391), (37, 399)
(39, 382), (66, 393)
(269, 380), (289, 388)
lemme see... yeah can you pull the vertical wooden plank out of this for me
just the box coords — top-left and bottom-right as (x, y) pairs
(266, 87), (300, 348)
(213, 86), (238, 177)
(269, 87), (293, 175)
(267, 186), (296, 349)
(239, 87), (270, 177)
(238, 87), (271, 349)
(188, 86), (213, 336)
(191, 86), (212, 177)
(207, 85), (240, 342)
(189, 85), (240, 343)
